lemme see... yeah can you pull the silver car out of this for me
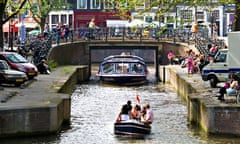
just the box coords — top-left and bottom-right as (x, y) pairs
(0, 60), (28, 86)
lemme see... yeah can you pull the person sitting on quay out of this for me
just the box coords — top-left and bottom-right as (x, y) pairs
(218, 73), (239, 101)
(37, 59), (51, 74)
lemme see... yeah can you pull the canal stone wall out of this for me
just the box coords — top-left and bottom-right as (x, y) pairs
(0, 66), (89, 137)
(161, 65), (240, 136)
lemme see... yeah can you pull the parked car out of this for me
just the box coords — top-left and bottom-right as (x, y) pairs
(0, 52), (38, 79)
(0, 60), (28, 86)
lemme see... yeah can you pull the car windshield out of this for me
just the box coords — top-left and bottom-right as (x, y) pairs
(0, 61), (9, 70)
(6, 53), (28, 63)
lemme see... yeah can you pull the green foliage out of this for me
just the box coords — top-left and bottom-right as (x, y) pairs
(47, 60), (58, 71)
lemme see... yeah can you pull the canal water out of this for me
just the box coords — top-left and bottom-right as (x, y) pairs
(1, 68), (240, 144)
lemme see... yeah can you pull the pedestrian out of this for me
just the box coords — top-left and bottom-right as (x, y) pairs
(213, 23), (218, 40)
(88, 18), (96, 39)
(187, 49), (194, 76)
(167, 50), (175, 65)
(64, 24), (69, 42)
(43, 23), (50, 38)
(56, 23), (61, 45)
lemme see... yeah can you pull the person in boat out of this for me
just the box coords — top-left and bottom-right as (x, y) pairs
(140, 105), (147, 122)
(130, 104), (141, 121)
(142, 103), (154, 124)
(117, 100), (132, 122)
(133, 64), (143, 73)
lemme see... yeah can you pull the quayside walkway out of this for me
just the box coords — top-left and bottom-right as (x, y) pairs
(163, 65), (240, 136)
(0, 65), (89, 137)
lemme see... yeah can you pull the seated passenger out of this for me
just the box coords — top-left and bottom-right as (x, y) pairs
(130, 104), (141, 120)
(143, 103), (154, 124)
(116, 100), (132, 122)
(140, 106), (147, 122)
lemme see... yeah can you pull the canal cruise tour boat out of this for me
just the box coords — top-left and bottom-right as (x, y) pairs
(96, 54), (148, 85)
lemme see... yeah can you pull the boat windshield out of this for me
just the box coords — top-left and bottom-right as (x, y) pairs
(103, 63), (114, 74)
(102, 63), (145, 74)
(116, 63), (129, 74)
(131, 63), (143, 73)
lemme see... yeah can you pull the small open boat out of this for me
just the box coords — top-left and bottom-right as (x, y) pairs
(96, 54), (148, 85)
(114, 120), (151, 136)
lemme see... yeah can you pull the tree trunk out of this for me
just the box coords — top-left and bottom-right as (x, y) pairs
(0, 23), (3, 52)
(233, 1), (240, 31)
(0, 4), (4, 51)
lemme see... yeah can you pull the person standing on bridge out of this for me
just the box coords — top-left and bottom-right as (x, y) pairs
(88, 18), (98, 39)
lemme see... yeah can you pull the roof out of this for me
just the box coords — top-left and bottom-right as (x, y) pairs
(101, 55), (146, 65)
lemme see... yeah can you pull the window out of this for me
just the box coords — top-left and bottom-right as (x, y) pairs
(52, 15), (59, 25)
(61, 15), (67, 24)
(77, 0), (87, 9)
(212, 10), (219, 20)
(69, 15), (73, 27)
(180, 10), (193, 22)
(135, 1), (145, 9)
(104, 0), (114, 9)
(197, 11), (204, 20)
(103, 63), (114, 74)
(215, 51), (227, 62)
(91, 0), (101, 9)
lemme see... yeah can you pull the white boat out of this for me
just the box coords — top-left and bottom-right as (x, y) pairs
(96, 55), (148, 86)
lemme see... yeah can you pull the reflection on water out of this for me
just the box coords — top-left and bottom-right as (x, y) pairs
(0, 73), (240, 143)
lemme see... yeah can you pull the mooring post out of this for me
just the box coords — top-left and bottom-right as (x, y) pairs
(163, 66), (166, 84)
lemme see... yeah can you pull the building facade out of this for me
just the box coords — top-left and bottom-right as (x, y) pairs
(45, 1), (235, 37)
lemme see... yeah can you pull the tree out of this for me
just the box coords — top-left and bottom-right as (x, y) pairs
(232, 0), (240, 31)
(0, 0), (27, 51)
(113, 0), (240, 31)
(27, 0), (70, 32)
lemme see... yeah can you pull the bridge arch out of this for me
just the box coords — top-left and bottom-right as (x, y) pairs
(48, 41), (191, 80)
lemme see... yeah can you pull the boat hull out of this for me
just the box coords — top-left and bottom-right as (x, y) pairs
(99, 75), (147, 86)
(114, 120), (151, 136)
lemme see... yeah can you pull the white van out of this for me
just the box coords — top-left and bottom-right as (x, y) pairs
(202, 31), (240, 87)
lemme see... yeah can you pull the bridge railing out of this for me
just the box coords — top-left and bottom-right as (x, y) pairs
(52, 26), (210, 44)
(19, 26), (215, 65)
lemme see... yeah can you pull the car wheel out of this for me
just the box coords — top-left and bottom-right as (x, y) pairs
(236, 93), (240, 104)
(209, 77), (217, 88)
(14, 83), (22, 87)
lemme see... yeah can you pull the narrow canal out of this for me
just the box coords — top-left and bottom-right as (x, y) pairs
(1, 67), (240, 144)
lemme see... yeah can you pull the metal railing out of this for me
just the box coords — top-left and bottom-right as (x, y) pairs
(14, 26), (220, 65)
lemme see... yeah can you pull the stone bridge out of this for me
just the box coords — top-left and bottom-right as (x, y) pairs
(48, 40), (195, 80)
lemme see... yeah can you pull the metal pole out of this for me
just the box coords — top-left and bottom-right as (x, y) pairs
(163, 66), (165, 84)
(8, 20), (10, 50)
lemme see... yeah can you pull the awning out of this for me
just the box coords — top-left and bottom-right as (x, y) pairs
(2, 21), (19, 32)
(15, 22), (39, 28)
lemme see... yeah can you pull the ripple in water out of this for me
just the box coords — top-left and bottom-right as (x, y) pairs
(1, 81), (240, 143)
